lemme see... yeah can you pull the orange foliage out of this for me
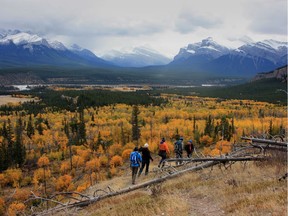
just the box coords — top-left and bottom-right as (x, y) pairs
(60, 161), (70, 174)
(72, 155), (85, 169)
(8, 202), (26, 216)
(202, 147), (211, 156)
(122, 143), (135, 151)
(200, 135), (214, 146)
(210, 148), (221, 157)
(76, 149), (91, 161)
(33, 168), (51, 185)
(13, 188), (31, 201)
(99, 155), (108, 166)
(0, 173), (6, 187)
(5, 168), (22, 188)
(55, 174), (74, 191)
(110, 155), (123, 167)
(76, 182), (90, 193)
(108, 143), (122, 156)
(37, 155), (50, 167)
(85, 158), (101, 172)
(121, 149), (133, 160)
(110, 166), (117, 177)
(97, 145), (105, 155)
(0, 197), (5, 215)
(215, 140), (232, 155)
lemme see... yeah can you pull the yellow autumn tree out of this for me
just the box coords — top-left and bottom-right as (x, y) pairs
(8, 202), (26, 216)
(55, 174), (74, 192)
(121, 149), (132, 160)
(0, 197), (5, 215)
(5, 168), (22, 188)
(60, 161), (70, 174)
(110, 155), (123, 167)
(199, 135), (214, 146)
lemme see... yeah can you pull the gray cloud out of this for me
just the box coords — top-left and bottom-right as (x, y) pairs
(175, 12), (222, 34)
(245, 0), (287, 35)
(0, 0), (286, 56)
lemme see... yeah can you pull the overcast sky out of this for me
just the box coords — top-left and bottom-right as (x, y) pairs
(1, 0), (287, 57)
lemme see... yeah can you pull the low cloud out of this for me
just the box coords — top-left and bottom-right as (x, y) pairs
(175, 12), (222, 34)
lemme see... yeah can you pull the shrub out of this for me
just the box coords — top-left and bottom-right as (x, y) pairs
(110, 155), (123, 167)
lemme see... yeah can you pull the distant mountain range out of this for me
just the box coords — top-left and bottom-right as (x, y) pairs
(0, 30), (287, 82)
(101, 47), (171, 67)
(0, 30), (111, 68)
(170, 37), (287, 77)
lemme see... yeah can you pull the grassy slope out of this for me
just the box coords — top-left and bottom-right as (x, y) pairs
(74, 152), (287, 216)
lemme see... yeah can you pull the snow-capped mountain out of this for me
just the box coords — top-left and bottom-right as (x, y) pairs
(0, 30), (110, 68)
(173, 37), (231, 64)
(101, 46), (171, 67)
(170, 37), (287, 77)
(0, 30), (287, 79)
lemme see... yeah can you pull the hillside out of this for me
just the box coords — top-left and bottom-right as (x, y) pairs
(78, 155), (287, 216)
(252, 65), (287, 82)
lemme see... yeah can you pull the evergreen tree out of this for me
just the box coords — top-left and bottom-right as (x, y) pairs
(5, 119), (14, 167)
(63, 118), (70, 138)
(131, 105), (140, 143)
(36, 115), (44, 135)
(13, 118), (26, 167)
(217, 116), (233, 141)
(94, 131), (103, 151)
(120, 122), (126, 146)
(0, 122), (9, 171)
(193, 115), (196, 133)
(78, 109), (86, 145)
(26, 114), (35, 139)
(204, 115), (214, 137)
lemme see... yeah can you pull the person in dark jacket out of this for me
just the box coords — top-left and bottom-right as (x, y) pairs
(174, 136), (183, 165)
(138, 143), (153, 176)
(130, 147), (142, 184)
(184, 139), (194, 158)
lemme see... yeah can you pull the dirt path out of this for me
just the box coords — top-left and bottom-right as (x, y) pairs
(188, 194), (225, 216)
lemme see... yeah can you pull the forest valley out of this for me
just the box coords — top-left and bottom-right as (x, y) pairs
(0, 86), (287, 215)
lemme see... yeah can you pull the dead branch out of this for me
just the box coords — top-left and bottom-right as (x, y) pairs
(26, 191), (66, 207)
(49, 191), (90, 200)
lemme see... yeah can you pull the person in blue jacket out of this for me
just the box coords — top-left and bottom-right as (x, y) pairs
(130, 147), (142, 184)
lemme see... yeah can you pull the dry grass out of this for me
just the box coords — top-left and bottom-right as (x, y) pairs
(77, 155), (287, 216)
(0, 95), (35, 106)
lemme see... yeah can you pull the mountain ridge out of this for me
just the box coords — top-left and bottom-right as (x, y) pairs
(0, 30), (287, 81)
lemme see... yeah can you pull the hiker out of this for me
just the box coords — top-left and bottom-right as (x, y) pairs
(158, 138), (170, 168)
(138, 143), (153, 176)
(130, 147), (142, 184)
(184, 139), (194, 158)
(174, 136), (183, 165)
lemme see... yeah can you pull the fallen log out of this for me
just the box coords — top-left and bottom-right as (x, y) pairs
(251, 145), (288, 152)
(164, 156), (267, 163)
(241, 137), (288, 147)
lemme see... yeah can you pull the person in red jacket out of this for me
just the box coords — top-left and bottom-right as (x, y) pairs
(158, 138), (170, 168)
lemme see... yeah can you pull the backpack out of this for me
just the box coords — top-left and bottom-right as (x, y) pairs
(130, 152), (139, 165)
(174, 140), (182, 152)
(184, 143), (191, 152)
